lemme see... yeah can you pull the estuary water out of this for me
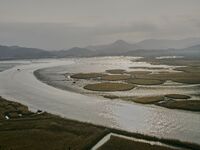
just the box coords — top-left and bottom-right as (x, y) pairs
(0, 57), (199, 144)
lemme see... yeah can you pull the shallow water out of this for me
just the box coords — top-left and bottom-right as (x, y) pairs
(0, 57), (200, 144)
(38, 57), (200, 99)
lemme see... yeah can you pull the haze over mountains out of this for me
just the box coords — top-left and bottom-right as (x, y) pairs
(0, 37), (200, 60)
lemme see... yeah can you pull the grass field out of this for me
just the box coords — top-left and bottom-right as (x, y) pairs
(98, 136), (178, 150)
(0, 97), (108, 150)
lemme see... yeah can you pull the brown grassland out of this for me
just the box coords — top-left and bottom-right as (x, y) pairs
(98, 136), (178, 150)
(84, 82), (135, 91)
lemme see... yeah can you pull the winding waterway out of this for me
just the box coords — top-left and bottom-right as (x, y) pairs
(0, 57), (200, 145)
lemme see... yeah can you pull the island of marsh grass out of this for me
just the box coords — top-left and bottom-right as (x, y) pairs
(70, 73), (105, 79)
(103, 95), (164, 104)
(126, 96), (164, 104)
(157, 100), (200, 111)
(84, 82), (135, 91)
(137, 71), (200, 84)
(103, 95), (120, 99)
(145, 58), (200, 67)
(165, 94), (190, 99)
(1, 97), (200, 150)
(134, 58), (200, 84)
(127, 78), (165, 85)
(101, 74), (131, 81)
(105, 69), (126, 74)
(129, 66), (164, 70)
(174, 66), (200, 73)
(102, 94), (200, 111)
(98, 136), (178, 150)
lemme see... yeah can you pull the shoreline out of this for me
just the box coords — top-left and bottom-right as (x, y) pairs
(1, 58), (200, 146)
(34, 67), (200, 112)
(1, 96), (200, 150)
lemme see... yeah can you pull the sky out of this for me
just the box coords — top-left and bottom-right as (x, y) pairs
(0, 0), (200, 50)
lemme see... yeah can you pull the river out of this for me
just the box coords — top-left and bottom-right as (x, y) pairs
(0, 57), (199, 145)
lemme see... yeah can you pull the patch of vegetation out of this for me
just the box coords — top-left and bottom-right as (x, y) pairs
(0, 96), (107, 150)
(98, 136), (177, 150)
(174, 66), (200, 73)
(129, 66), (163, 70)
(165, 94), (190, 99)
(126, 96), (164, 104)
(143, 58), (200, 67)
(137, 72), (200, 84)
(103, 95), (164, 104)
(70, 73), (105, 79)
(172, 78), (200, 84)
(103, 95), (119, 99)
(101, 75), (131, 81)
(0, 97), (31, 119)
(128, 78), (165, 85)
(105, 69), (126, 74)
(84, 82), (135, 91)
(127, 71), (151, 75)
(157, 100), (200, 111)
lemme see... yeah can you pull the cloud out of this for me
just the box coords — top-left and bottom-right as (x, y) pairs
(0, 17), (200, 49)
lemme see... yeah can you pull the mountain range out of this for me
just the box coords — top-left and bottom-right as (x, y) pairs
(0, 37), (200, 60)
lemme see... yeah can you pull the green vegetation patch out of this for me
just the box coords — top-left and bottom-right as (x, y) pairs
(98, 136), (177, 150)
(157, 100), (200, 111)
(165, 94), (190, 99)
(105, 69), (126, 74)
(70, 73), (105, 79)
(128, 78), (165, 85)
(101, 75), (131, 81)
(84, 82), (135, 91)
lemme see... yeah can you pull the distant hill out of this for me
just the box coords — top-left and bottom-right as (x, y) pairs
(136, 37), (200, 49)
(86, 37), (200, 53)
(0, 37), (200, 60)
(54, 47), (95, 57)
(124, 45), (200, 58)
(0, 45), (53, 60)
(185, 44), (200, 50)
(86, 40), (140, 54)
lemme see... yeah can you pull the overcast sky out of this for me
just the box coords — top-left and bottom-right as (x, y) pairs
(0, 0), (200, 50)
